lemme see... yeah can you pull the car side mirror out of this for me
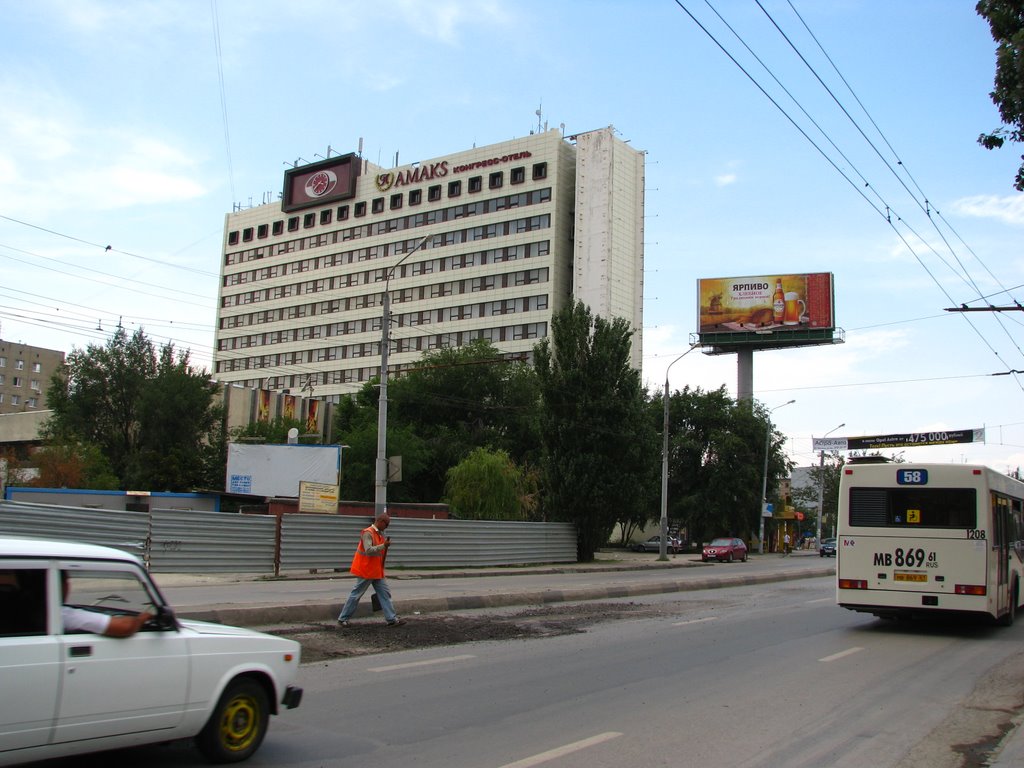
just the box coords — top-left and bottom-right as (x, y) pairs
(152, 605), (179, 631)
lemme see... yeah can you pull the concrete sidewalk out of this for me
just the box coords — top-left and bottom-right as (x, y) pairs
(159, 548), (834, 627)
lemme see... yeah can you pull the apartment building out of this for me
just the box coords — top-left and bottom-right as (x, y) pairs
(0, 340), (64, 415)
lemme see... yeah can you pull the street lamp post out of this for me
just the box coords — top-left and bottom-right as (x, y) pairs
(375, 235), (431, 518)
(759, 399), (795, 554)
(815, 423), (845, 552)
(659, 345), (699, 561)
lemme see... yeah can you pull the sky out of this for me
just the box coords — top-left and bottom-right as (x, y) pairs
(2, 0), (1023, 474)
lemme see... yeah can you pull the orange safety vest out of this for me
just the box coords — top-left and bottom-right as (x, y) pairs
(350, 525), (387, 579)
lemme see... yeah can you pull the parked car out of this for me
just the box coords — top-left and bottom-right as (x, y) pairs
(820, 537), (837, 557)
(702, 537), (748, 563)
(632, 535), (681, 554)
(0, 537), (303, 766)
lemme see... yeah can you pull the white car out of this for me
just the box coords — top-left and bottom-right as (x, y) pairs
(0, 537), (302, 765)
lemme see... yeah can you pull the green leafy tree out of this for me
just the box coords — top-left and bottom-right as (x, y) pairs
(444, 447), (525, 520)
(231, 416), (313, 445)
(662, 386), (789, 545)
(534, 301), (657, 561)
(43, 327), (221, 491)
(333, 339), (540, 503)
(977, 0), (1024, 189)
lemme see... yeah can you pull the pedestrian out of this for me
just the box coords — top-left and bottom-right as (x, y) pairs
(337, 512), (405, 627)
(783, 531), (792, 556)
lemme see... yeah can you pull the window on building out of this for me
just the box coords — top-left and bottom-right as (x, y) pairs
(320, 209), (332, 225)
(355, 201), (367, 217)
(489, 171), (503, 189)
(448, 180), (462, 197)
(0, 375), (4, 385)
(338, 205), (349, 220)
(532, 162), (548, 180)
(303, 213), (316, 228)
(30, 380), (40, 391)
(242, 228), (254, 242)
(10, 395), (19, 406)
(511, 166), (526, 184)
(11, 377), (21, 387)
(468, 176), (482, 193)
(26, 397), (37, 409)
(288, 216), (300, 231)
(31, 362), (40, 373)
(390, 193), (403, 210)
(428, 185), (442, 202)
(272, 220), (284, 236)
(409, 189), (422, 206)
(257, 224), (268, 239)
(228, 231), (240, 246)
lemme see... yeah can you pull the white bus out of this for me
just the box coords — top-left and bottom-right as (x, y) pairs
(836, 459), (1024, 625)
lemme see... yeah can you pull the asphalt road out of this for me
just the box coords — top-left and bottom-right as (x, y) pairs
(25, 569), (1024, 768)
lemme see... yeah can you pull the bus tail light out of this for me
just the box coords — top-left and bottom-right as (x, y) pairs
(839, 578), (868, 590)
(955, 584), (986, 596)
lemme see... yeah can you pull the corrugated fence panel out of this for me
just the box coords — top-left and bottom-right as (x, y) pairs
(148, 509), (276, 574)
(385, 519), (578, 567)
(277, 517), (577, 571)
(279, 515), (365, 571)
(0, 501), (148, 558)
(1, 501), (578, 573)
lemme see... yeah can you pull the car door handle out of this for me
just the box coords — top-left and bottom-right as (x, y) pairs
(69, 645), (92, 657)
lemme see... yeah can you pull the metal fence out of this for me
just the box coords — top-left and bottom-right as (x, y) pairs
(0, 501), (577, 574)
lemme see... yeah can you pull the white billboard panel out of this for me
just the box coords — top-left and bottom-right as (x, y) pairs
(226, 444), (340, 498)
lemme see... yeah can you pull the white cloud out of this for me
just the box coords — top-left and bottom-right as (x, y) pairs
(714, 173), (737, 187)
(949, 194), (1024, 226)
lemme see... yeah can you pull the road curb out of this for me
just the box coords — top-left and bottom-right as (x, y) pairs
(179, 565), (835, 627)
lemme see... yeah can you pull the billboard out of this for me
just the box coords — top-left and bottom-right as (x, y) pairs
(226, 444), (340, 498)
(812, 428), (985, 451)
(697, 272), (836, 350)
(282, 153), (360, 212)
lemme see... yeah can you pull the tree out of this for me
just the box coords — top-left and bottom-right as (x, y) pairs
(30, 443), (118, 490)
(43, 327), (221, 491)
(977, 0), (1024, 190)
(444, 447), (525, 520)
(661, 386), (790, 545)
(333, 339), (540, 503)
(534, 301), (658, 561)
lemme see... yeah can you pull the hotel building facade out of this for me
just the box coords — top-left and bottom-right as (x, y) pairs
(213, 126), (644, 403)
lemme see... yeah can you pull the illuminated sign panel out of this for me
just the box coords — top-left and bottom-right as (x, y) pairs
(282, 153), (360, 212)
(697, 272), (836, 349)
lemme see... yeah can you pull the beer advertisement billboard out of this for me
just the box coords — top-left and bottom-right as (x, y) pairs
(697, 272), (835, 348)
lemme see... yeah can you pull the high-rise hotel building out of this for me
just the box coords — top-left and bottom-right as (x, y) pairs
(213, 126), (644, 402)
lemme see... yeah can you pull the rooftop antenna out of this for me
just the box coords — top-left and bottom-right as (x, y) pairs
(535, 102), (543, 134)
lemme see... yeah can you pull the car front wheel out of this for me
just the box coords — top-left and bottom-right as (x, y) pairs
(196, 677), (270, 763)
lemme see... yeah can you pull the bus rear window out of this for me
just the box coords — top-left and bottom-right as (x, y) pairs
(849, 487), (977, 528)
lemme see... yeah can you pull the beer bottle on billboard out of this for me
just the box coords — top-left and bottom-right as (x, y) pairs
(772, 279), (785, 323)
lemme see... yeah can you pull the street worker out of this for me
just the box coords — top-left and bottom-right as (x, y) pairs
(336, 512), (405, 627)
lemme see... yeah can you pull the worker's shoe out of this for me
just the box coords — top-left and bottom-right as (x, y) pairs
(337, 619), (350, 628)
(387, 618), (406, 627)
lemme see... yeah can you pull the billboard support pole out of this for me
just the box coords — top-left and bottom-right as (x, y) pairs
(737, 348), (754, 401)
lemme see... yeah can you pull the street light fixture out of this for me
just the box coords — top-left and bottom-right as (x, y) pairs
(658, 344), (699, 561)
(815, 423), (845, 551)
(375, 235), (431, 518)
(759, 399), (795, 554)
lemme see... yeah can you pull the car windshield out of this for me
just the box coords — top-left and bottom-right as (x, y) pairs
(709, 538), (732, 546)
(823, 538), (836, 545)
